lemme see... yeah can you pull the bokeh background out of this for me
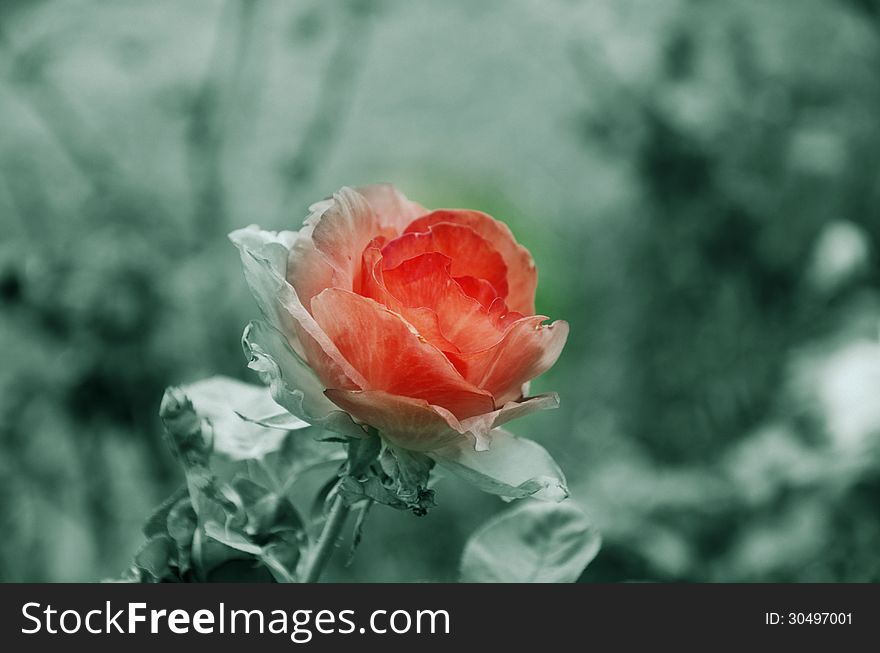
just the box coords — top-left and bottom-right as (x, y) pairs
(2, 0), (880, 582)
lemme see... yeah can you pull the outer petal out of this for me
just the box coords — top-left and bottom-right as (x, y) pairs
(311, 288), (495, 419)
(405, 210), (538, 315)
(287, 184), (425, 309)
(230, 225), (366, 390)
(286, 235), (338, 309)
(324, 390), (560, 453)
(242, 320), (366, 439)
(289, 187), (379, 301)
(355, 184), (428, 236)
(459, 393), (561, 450)
(228, 226), (298, 334)
(448, 317), (570, 405)
(324, 389), (462, 451)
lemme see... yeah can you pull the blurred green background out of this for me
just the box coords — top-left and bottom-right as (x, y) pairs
(2, 0), (880, 582)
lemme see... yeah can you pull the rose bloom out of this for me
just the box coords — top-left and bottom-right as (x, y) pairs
(231, 185), (568, 452)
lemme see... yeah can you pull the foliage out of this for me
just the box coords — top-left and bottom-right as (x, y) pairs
(460, 501), (600, 583)
(124, 380), (333, 582)
(120, 378), (586, 582)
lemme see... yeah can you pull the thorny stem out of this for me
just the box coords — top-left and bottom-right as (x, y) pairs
(302, 492), (351, 583)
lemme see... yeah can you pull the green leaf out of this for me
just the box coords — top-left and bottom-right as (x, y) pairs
(337, 475), (407, 510)
(134, 535), (175, 582)
(250, 492), (305, 538)
(220, 477), (267, 528)
(260, 549), (297, 583)
(203, 521), (263, 555)
(459, 501), (601, 583)
(270, 427), (347, 486)
(260, 529), (303, 582)
(346, 500), (373, 566)
(337, 437), (435, 514)
(431, 429), (569, 502)
(110, 566), (145, 583)
(380, 446), (435, 515)
(347, 433), (381, 478)
(205, 559), (276, 583)
(183, 376), (299, 461)
(220, 477), (305, 539)
(235, 410), (310, 431)
(190, 527), (253, 580)
(166, 497), (197, 575)
(382, 446), (432, 489)
(142, 485), (188, 538)
(159, 387), (211, 467)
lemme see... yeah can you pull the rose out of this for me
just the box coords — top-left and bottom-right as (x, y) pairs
(230, 185), (568, 456)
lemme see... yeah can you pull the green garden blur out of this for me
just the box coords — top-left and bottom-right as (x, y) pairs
(2, 0), (880, 582)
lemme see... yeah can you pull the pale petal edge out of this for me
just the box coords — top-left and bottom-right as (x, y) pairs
(242, 320), (366, 439)
(324, 389), (559, 453)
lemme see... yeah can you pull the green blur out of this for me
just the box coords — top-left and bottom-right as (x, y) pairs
(1, 0), (879, 582)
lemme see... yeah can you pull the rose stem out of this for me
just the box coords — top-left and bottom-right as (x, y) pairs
(302, 493), (351, 583)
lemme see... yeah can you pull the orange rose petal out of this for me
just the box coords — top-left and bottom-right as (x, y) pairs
(311, 288), (495, 419)
(381, 223), (509, 299)
(302, 187), (381, 294)
(447, 317), (570, 405)
(453, 275), (499, 308)
(355, 184), (428, 236)
(326, 390), (561, 453)
(423, 223), (509, 298)
(230, 226), (364, 390)
(405, 209), (538, 315)
(289, 322), (361, 391)
(286, 234), (336, 306)
(357, 238), (390, 303)
(382, 252), (505, 354)
(360, 245), (460, 353)
(324, 389), (463, 451)
(487, 297), (526, 330)
(400, 307), (462, 354)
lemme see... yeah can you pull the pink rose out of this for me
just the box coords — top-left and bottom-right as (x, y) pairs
(230, 185), (568, 453)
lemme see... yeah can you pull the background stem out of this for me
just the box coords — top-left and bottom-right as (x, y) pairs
(302, 493), (350, 583)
